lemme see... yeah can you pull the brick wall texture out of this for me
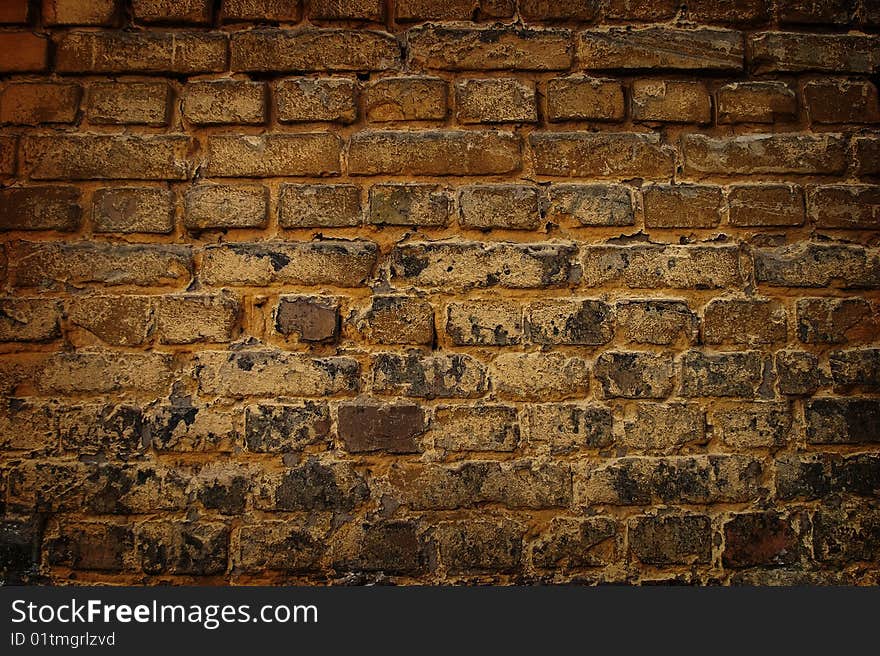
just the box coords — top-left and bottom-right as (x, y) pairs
(0, 0), (878, 586)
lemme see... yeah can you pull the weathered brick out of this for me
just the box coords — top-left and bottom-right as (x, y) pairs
(491, 352), (589, 400)
(231, 29), (400, 72)
(531, 132), (673, 178)
(681, 350), (764, 398)
(829, 348), (880, 392)
(432, 519), (523, 573)
(776, 350), (822, 396)
(0, 299), (61, 342)
(581, 244), (743, 289)
(455, 78), (537, 123)
(805, 80), (879, 124)
(349, 130), (520, 176)
(723, 511), (801, 568)
(0, 186), (81, 231)
(337, 401), (426, 453)
(546, 76), (625, 122)
(754, 243), (880, 289)
(279, 184), (361, 228)
(244, 402), (330, 452)
(238, 522), (322, 574)
(333, 520), (422, 574)
(775, 453), (833, 501)
(87, 81), (171, 125)
(808, 185), (879, 229)
(594, 351), (673, 399)
(703, 298), (787, 345)
(24, 135), (192, 180)
(391, 241), (576, 289)
(796, 297), (875, 344)
(310, 0), (382, 20)
(206, 134), (341, 177)
(430, 404), (519, 452)
(369, 184), (449, 227)
(459, 184), (540, 230)
(632, 80), (711, 124)
(156, 293), (240, 344)
(621, 402), (705, 451)
(56, 31), (226, 74)
(196, 350), (359, 397)
(182, 81), (266, 125)
(710, 402), (791, 449)
(0, 83), (80, 125)
(0, 399), (56, 451)
(854, 136), (880, 176)
(687, 0), (768, 24)
(192, 466), (255, 515)
(616, 299), (698, 345)
(526, 403), (613, 453)
(717, 81), (797, 124)
(578, 27), (743, 71)
(0, 33), (48, 72)
(276, 78), (357, 124)
(200, 241), (377, 287)
(133, 0), (212, 23)
(145, 401), (238, 452)
(137, 522), (228, 575)
(727, 184), (804, 227)
(629, 514), (712, 565)
(520, 0), (600, 20)
(38, 351), (173, 395)
(643, 184), (721, 228)
(222, 0), (301, 22)
(749, 32), (878, 73)
(47, 522), (134, 572)
(58, 403), (145, 456)
(372, 352), (486, 398)
(683, 133), (848, 175)
(275, 296), (339, 342)
(531, 516), (616, 570)
(833, 454), (880, 498)
(67, 295), (153, 345)
(184, 184), (268, 230)
(11, 242), (191, 288)
(527, 299), (613, 345)
(408, 25), (571, 71)
(605, 0), (677, 20)
(547, 184), (634, 227)
(396, 0), (514, 21)
(813, 500), (880, 564)
(445, 300), (523, 346)
(43, 0), (116, 25)
(0, 134), (16, 176)
(364, 77), (447, 121)
(255, 458), (368, 511)
(362, 295), (434, 345)
(779, 0), (854, 24)
(93, 187), (174, 234)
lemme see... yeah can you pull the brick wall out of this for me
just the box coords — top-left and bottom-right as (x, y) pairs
(0, 0), (878, 585)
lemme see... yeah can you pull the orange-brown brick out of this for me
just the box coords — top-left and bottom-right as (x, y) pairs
(632, 80), (711, 124)
(531, 132), (673, 178)
(205, 134), (341, 177)
(643, 184), (722, 228)
(455, 78), (537, 124)
(0, 33), (48, 72)
(717, 81), (797, 124)
(43, 0), (116, 25)
(310, 0), (382, 21)
(92, 187), (175, 234)
(222, 0), (301, 22)
(132, 0), (212, 24)
(0, 83), (81, 125)
(276, 78), (357, 123)
(396, 0), (514, 21)
(182, 81), (266, 125)
(364, 77), (447, 122)
(0, 0), (28, 23)
(87, 82), (172, 125)
(727, 184), (805, 227)
(805, 80), (880, 124)
(546, 77), (625, 122)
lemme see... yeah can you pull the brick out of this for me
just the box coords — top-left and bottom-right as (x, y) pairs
(43, 0), (115, 25)
(192, 466), (253, 515)
(0, 0), (28, 23)
(87, 81), (171, 125)
(808, 185), (880, 229)
(362, 295), (434, 345)
(231, 29), (400, 72)
(0, 135), (15, 176)
(67, 295), (153, 345)
(594, 351), (673, 399)
(530, 132), (673, 178)
(93, 187), (174, 234)
(833, 454), (880, 498)
(455, 78), (537, 123)
(813, 500), (880, 565)
(372, 352), (486, 398)
(206, 134), (341, 177)
(0, 299), (61, 342)
(244, 402), (331, 453)
(364, 77), (447, 121)
(727, 184), (804, 227)
(749, 32), (878, 74)
(222, 0), (301, 22)
(717, 81), (797, 124)
(546, 76), (624, 122)
(703, 298), (787, 345)
(491, 352), (590, 400)
(24, 135), (192, 180)
(855, 136), (880, 176)
(616, 299), (698, 345)
(527, 299), (613, 345)
(0, 398), (56, 451)
(433, 519), (523, 573)
(723, 512), (800, 569)
(687, 0), (768, 24)
(629, 514), (711, 565)
(683, 133), (848, 175)
(754, 243), (880, 289)
(238, 522), (322, 573)
(311, 0), (382, 20)
(445, 300), (523, 346)
(829, 349), (880, 392)
(632, 80), (711, 124)
(369, 184), (450, 227)
(338, 401), (426, 453)
(681, 350), (764, 398)
(56, 31), (227, 74)
(779, 0), (854, 24)
(137, 522), (228, 575)
(47, 522), (134, 572)
(796, 297), (875, 344)
(643, 184), (721, 228)
(145, 402), (238, 452)
(775, 454), (833, 501)
(200, 241), (377, 287)
(430, 404), (519, 452)
(391, 241), (576, 289)
(335, 521), (423, 574)
(0, 186), (81, 231)
(279, 184), (361, 228)
(182, 81), (266, 125)
(0, 33), (48, 72)
(578, 27), (743, 71)
(547, 184), (633, 227)
(133, 0), (212, 23)
(184, 184), (268, 230)
(710, 402), (790, 449)
(255, 458), (368, 511)
(0, 83), (80, 125)
(349, 130), (520, 176)
(11, 242), (191, 288)
(776, 350), (822, 396)
(156, 293), (240, 344)
(58, 403), (145, 456)
(531, 517), (616, 570)
(805, 80), (879, 124)
(525, 404), (613, 453)
(606, 0), (677, 20)
(196, 350), (359, 397)
(581, 244), (743, 289)
(276, 78), (357, 124)
(621, 402), (705, 451)
(408, 25), (571, 71)
(578, 455), (764, 505)
(275, 296), (339, 342)
(396, 0), (514, 21)
(459, 184), (540, 230)
(38, 351), (173, 395)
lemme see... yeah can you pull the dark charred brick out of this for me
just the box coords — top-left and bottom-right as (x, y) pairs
(805, 398), (880, 444)
(275, 296), (339, 343)
(527, 299), (613, 345)
(47, 522), (134, 571)
(776, 350), (822, 396)
(335, 521), (422, 574)
(137, 521), (229, 576)
(829, 348), (880, 392)
(59, 403), (145, 456)
(258, 459), (369, 512)
(432, 519), (524, 574)
(775, 454), (834, 501)
(0, 518), (40, 584)
(629, 514), (712, 565)
(813, 500), (880, 564)
(372, 352), (487, 398)
(722, 511), (802, 568)
(526, 404), (613, 454)
(531, 516), (617, 569)
(680, 350), (764, 398)
(338, 401), (426, 453)
(594, 351), (674, 399)
(238, 522), (323, 574)
(192, 466), (251, 515)
(445, 300), (523, 346)
(244, 402), (331, 453)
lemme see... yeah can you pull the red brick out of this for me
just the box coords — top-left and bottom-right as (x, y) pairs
(546, 77), (625, 122)
(337, 401), (426, 453)
(310, 0), (382, 20)
(805, 80), (879, 124)
(132, 0), (212, 24)
(0, 83), (81, 125)
(531, 132), (674, 178)
(0, 186), (81, 231)
(0, 135), (16, 176)
(87, 82), (171, 126)
(0, 33), (48, 72)
(44, 0), (116, 25)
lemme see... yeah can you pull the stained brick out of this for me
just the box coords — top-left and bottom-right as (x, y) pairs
(1, 83), (81, 125)
(67, 295), (153, 345)
(531, 516), (616, 569)
(594, 351), (674, 399)
(338, 401), (426, 453)
(525, 403), (613, 453)
(184, 184), (269, 230)
(727, 184), (804, 227)
(372, 352), (487, 398)
(796, 297), (875, 344)
(44, 0), (116, 25)
(615, 299), (698, 345)
(702, 298), (787, 345)
(455, 78), (537, 123)
(87, 81), (171, 126)
(643, 184), (721, 228)
(430, 404), (520, 452)
(222, 0), (301, 22)
(717, 81), (797, 124)
(132, 0), (212, 24)
(680, 350), (764, 398)
(805, 80), (879, 124)
(0, 299), (61, 342)
(0, 186), (81, 232)
(710, 402), (790, 448)
(396, 0), (514, 21)
(364, 77), (447, 121)
(182, 81), (266, 125)
(206, 134), (341, 177)
(808, 185), (880, 229)
(491, 352), (590, 400)
(526, 298), (613, 345)
(459, 184), (540, 230)
(530, 132), (673, 178)
(275, 296), (339, 342)
(310, 0), (383, 20)
(445, 300), (523, 346)
(156, 294), (240, 344)
(546, 76), (625, 122)
(754, 243), (880, 289)
(621, 402), (705, 451)
(749, 32), (878, 73)
(362, 295), (434, 345)
(369, 184), (449, 227)
(632, 80), (711, 124)
(279, 184), (361, 228)
(683, 133), (848, 175)
(93, 187), (173, 234)
(547, 184), (634, 227)
(629, 514), (712, 565)
(276, 78), (357, 124)
(244, 402), (330, 453)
